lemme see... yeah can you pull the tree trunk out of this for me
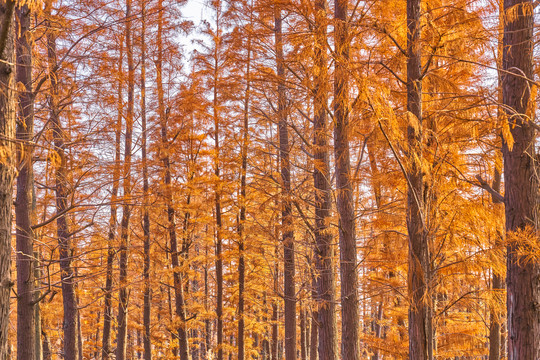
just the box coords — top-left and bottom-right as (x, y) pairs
(156, 1), (190, 358)
(115, 0), (135, 357)
(211, 3), (225, 358)
(46, 3), (79, 358)
(313, 1), (338, 359)
(237, 20), (252, 360)
(274, 6), (296, 360)
(16, 5), (35, 360)
(102, 35), (122, 360)
(0, 1), (15, 358)
(333, 1), (360, 359)
(141, 2), (152, 358)
(405, 0), (431, 359)
(501, 1), (539, 359)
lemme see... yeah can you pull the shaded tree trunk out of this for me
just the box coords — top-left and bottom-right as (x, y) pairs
(313, 1), (337, 359)
(333, 1), (360, 359)
(16, 5), (35, 360)
(237, 18), (252, 360)
(274, 7), (296, 360)
(405, 0), (431, 359)
(0, 1), (15, 358)
(156, 1), (190, 358)
(115, 0), (135, 357)
(102, 36), (122, 360)
(47, 3), (79, 358)
(141, 2), (152, 358)
(501, 1), (539, 359)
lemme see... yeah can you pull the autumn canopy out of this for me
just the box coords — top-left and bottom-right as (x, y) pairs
(0, 0), (538, 359)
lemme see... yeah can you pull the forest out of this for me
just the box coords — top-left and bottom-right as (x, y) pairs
(0, 0), (538, 359)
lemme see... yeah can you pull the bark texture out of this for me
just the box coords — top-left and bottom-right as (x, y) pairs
(333, 1), (360, 359)
(501, 1), (539, 359)
(16, 5), (36, 360)
(406, 0), (431, 359)
(102, 38), (122, 360)
(116, 0), (135, 357)
(274, 6), (296, 360)
(313, 1), (337, 359)
(0, 2), (15, 359)
(47, 3), (79, 358)
(141, 2), (152, 358)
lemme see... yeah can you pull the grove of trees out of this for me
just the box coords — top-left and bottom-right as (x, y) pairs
(0, 0), (538, 359)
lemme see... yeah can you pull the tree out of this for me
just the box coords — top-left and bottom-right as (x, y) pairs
(333, 0), (360, 358)
(116, 0), (135, 357)
(501, 0), (539, 358)
(312, 1), (337, 359)
(0, 1), (16, 358)
(274, 4), (296, 360)
(15, 4), (36, 360)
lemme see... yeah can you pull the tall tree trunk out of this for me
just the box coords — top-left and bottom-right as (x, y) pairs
(274, 6), (296, 360)
(102, 36), (122, 360)
(212, 4), (224, 360)
(333, 1), (360, 359)
(141, 2), (152, 358)
(406, 0), (431, 359)
(489, 4), (505, 358)
(16, 5), (35, 360)
(115, 0), (135, 357)
(271, 249), (279, 360)
(0, 1), (15, 358)
(313, 1), (337, 359)
(156, 1), (190, 358)
(489, 167), (503, 360)
(237, 17), (252, 360)
(501, 1), (539, 359)
(46, 3), (79, 358)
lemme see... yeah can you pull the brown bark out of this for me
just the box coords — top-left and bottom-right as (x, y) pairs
(102, 36), (122, 360)
(155, 0), (190, 358)
(405, 0), (432, 359)
(46, 3), (79, 358)
(501, 1), (539, 359)
(237, 19), (252, 360)
(115, 0), (135, 357)
(274, 6), (296, 360)
(211, 4), (224, 359)
(312, 1), (338, 359)
(333, 1), (360, 359)
(0, 1), (15, 359)
(271, 250), (279, 360)
(15, 5), (35, 360)
(141, 2), (152, 358)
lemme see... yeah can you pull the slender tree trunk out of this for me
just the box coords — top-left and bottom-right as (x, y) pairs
(156, 2), (190, 358)
(42, 325), (51, 360)
(333, 1), (360, 359)
(313, 1), (337, 359)
(237, 20), (252, 360)
(501, 1), (539, 359)
(274, 6), (296, 360)
(211, 4), (225, 359)
(0, 1), (15, 359)
(489, 167), (503, 360)
(406, 0), (431, 359)
(34, 252), (42, 360)
(271, 252), (279, 360)
(489, 3), (504, 359)
(46, 4), (79, 358)
(16, 5), (35, 360)
(141, 2), (152, 358)
(102, 37), (122, 360)
(115, 0), (135, 357)
(300, 307), (306, 360)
